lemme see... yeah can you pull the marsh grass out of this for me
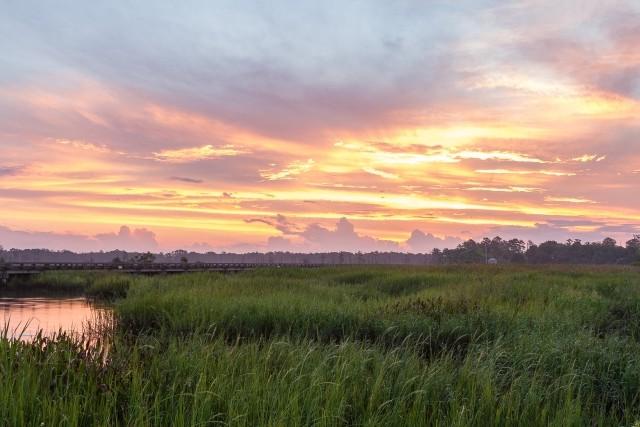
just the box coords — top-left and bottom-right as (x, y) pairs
(6, 271), (134, 300)
(2, 265), (640, 426)
(6, 271), (93, 292)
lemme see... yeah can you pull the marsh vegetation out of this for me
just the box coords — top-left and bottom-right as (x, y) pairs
(2, 266), (640, 426)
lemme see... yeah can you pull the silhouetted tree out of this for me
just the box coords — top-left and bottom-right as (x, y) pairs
(135, 252), (156, 264)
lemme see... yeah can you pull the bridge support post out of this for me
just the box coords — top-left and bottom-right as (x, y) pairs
(0, 272), (8, 287)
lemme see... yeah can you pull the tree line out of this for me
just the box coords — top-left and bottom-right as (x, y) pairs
(0, 235), (639, 265)
(432, 235), (640, 265)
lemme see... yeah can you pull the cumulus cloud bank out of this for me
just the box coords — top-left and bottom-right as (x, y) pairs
(406, 230), (463, 252)
(0, 225), (158, 252)
(246, 215), (462, 253)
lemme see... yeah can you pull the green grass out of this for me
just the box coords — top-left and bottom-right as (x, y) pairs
(2, 265), (640, 426)
(7, 271), (134, 299)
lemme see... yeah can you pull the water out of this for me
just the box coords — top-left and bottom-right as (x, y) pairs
(0, 297), (108, 340)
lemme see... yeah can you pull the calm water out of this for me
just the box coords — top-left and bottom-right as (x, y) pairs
(0, 297), (108, 340)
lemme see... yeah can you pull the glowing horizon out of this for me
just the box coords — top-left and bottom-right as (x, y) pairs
(1, 1), (639, 252)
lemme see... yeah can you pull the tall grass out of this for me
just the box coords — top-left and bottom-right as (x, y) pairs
(6, 271), (134, 300)
(1, 265), (640, 425)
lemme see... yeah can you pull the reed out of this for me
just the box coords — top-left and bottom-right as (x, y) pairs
(1, 265), (640, 426)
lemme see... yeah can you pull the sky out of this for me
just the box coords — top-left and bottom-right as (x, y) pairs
(0, 0), (639, 253)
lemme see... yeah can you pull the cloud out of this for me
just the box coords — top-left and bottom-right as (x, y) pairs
(298, 218), (400, 252)
(508, 5), (640, 101)
(266, 236), (296, 252)
(338, 141), (553, 166)
(248, 215), (400, 252)
(466, 186), (542, 193)
(572, 154), (606, 162)
(475, 169), (576, 176)
(245, 214), (301, 235)
(0, 166), (23, 176)
(249, 215), (468, 253)
(0, 224), (158, 252)
(487, 221), (640, 244)
(456, 150), (548, 163)
(544, 196), (596, 204)
(94, 226), (158, 252)
(55, 138), (112, 153)
(183, 242), (216, 252)
(406, 230), (462, 252)
(597, 224), (640, 234)
(0, 2), (467, 142)
(153, 144), (248, 163)
(170, 176), (203, 184)
(260, 159), (315, 181)
(363, 167), (399, 180)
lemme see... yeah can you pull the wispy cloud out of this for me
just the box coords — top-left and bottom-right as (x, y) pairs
(0, 165), (23, 176)
(362, 167), (399, 180)
(54, 138), (113, 154)
(153, 145), (249, 163)
(545, 196), (596, 204)
(456, 150), (548, 163)
(475, 169), (577, 176)
(466, 186), (542, 193)
(170, 176), (204, 184)
(260, 159), (315, 181)
(572, 154), (606, 162)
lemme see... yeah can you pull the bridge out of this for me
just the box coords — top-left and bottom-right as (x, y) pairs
(0, 262), (323, 284)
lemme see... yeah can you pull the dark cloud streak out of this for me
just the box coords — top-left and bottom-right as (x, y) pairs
(170, 176), (203, 184)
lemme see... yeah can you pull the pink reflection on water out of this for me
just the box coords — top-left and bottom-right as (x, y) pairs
(0, 297), (107, 340)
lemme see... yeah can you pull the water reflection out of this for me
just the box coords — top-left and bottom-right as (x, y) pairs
(0, 297), (108, 340)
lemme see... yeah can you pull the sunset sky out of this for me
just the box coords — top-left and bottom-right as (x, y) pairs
(1, 1), (639, 252)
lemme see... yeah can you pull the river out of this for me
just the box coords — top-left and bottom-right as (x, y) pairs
(0, 296), (109, 341)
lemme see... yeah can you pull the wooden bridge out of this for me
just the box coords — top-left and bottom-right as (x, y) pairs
(0, 262), (322, 284)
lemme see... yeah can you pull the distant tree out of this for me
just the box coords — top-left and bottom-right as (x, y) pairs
(443, 239), (485, 263)
(180, 256), (189, 264)
(626, 235), (640, 264)
(431, 248), (443, 264)
(626, 235), (640, 251)
(111, 257), (122, 265)
(135, 252), (156, 264)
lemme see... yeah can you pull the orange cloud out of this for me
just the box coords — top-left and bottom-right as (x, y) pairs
(153, 144), (249, 162)
(260, 159), (315, 181)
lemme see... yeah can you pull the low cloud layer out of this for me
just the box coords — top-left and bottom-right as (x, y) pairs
(246, 215), (462, 253)
(0, 166), (22, 176)
(488, 221), (640, 245)
(406, 230), (463, 252)
(2, 219), (638, 254)
(0, 225), (158, 252)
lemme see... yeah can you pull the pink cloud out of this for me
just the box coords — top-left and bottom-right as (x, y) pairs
(0, 225), (158, 252)
(247, 215), (463, 253)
